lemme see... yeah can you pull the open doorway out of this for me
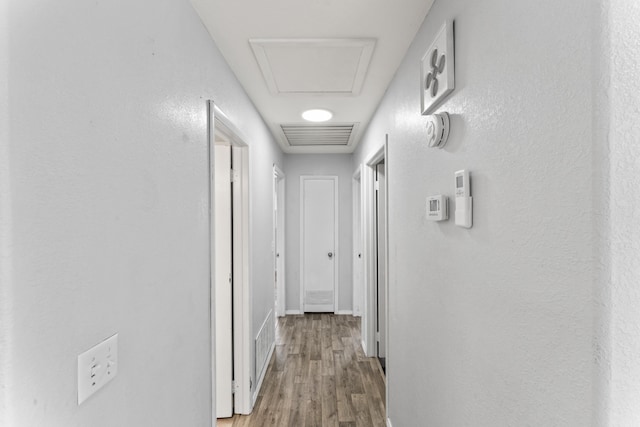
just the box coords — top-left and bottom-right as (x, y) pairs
(208, 102), (251, 421)
(273, 165), (286, 318)
(362, 137), (388, 379)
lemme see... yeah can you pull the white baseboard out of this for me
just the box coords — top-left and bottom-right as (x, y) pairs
(387, 418), (393, 427)
(285, 309), (302, 315)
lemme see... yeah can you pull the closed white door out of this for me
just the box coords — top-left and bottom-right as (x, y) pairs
(275, 175), (286, 317)
(353, 175), (363, 316)
(301, 176), (337, 313)
(214, 144), (233, 418)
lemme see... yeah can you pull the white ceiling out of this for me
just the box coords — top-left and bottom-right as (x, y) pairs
(191, 0), (435, 154)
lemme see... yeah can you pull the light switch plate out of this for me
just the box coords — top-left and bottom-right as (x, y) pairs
(77, 333), (118, 405)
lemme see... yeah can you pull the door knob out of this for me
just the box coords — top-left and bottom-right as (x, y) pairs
(328, 252), (333, 259)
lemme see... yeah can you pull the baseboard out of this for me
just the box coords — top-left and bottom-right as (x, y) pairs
(387, 418), (393, 427)
(285, 309), (302, 315)
(251, 341), (275, 406)
(286, 309), (354, 315)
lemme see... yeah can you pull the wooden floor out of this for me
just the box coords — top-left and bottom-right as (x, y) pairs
(218, 314), (386, 427)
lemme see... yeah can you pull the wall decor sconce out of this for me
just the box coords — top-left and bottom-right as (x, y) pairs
(421, 20), (455, 115)
(425, 112), (450, 148)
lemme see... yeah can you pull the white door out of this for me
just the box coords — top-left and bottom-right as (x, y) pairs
(301, 176), (338, 313)
(214, 144), (233, 418)
(353, 173), (363, 316)
(274, 172), (286, 317)
(375, 162), (387, 370)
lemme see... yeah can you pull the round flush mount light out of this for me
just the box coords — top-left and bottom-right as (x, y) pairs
(302, 109), (333, 122)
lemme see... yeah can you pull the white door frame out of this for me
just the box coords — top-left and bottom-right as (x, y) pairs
(299, 175), (339, 313)
(352, 166), (363, 317)
(273, 165), (286, 318)
(362, 139), (388, 359)
(208, 101), (252, 419)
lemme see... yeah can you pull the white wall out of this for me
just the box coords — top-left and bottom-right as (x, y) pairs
(284, 154), (353, 313)
(0, 0), (282, 425)
(604, 0), (640, 424)
(248, 128), (284, 386)
(0, 0), (10, 420)
(354, 0), (596, 425)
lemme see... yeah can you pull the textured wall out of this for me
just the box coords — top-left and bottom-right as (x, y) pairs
(248, 126), (286, 386)
(0, 0), (282, 425)
(0, 0), (10, 420)
(284, 154), (353, 313)
(607, 0), (640, 424)
(354, 0), (595, 425)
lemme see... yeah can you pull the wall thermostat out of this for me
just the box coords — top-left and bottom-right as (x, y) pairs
(426, 195), (448, 221)
(425, 112), (450, 149)
(454, 169), (472, 228)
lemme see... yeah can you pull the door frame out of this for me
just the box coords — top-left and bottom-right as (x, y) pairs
(273, 165), (286, 318)
(362, 139), (388, 359)
(208, 101), (252, 419)
(299, 175), (339, 313)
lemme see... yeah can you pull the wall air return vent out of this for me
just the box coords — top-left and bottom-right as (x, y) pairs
(280, 123), (358, 147)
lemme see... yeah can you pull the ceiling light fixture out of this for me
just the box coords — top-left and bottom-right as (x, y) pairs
(302, 109), (333, 122)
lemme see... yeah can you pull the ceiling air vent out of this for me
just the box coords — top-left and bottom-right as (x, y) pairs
(280, 124), (357, 147)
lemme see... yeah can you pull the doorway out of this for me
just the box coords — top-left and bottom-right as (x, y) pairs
(362, 138), (388, 372)
(208, 101), (251, 420)
(300, 175), (339, 313)
(273, 165), (286, 318)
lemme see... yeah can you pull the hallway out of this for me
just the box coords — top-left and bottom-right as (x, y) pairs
(219, 315), (386, 427)
(4, 0), (640, 425)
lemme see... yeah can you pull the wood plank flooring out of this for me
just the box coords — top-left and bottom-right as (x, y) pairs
(218, 314), (386, 427)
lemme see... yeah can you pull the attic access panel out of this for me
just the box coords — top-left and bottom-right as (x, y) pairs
(250, 38), (376, 95)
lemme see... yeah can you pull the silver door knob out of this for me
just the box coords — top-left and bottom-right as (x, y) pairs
(328, 252), (333, 259)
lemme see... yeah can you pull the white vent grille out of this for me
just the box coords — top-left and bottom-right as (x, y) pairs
(281, 124), (356, 146)
(255, 310), (274, 383)
(305, 290), (334, 305)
